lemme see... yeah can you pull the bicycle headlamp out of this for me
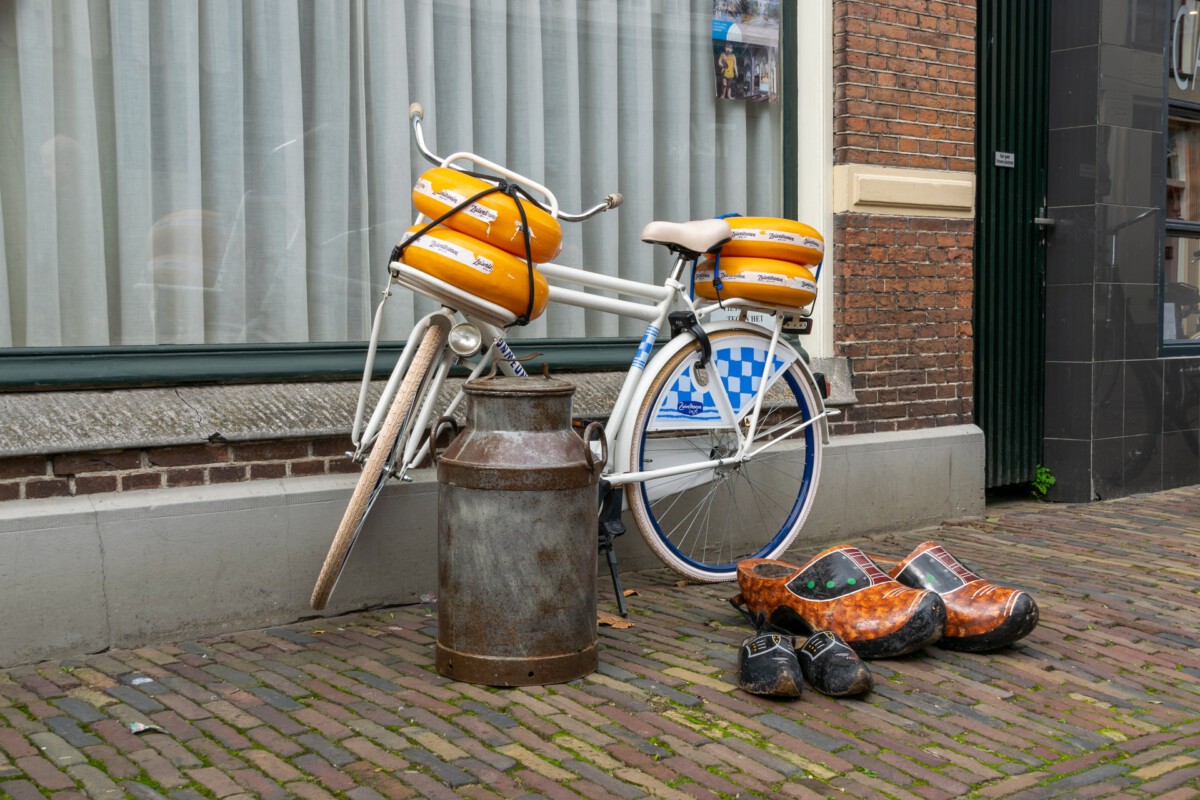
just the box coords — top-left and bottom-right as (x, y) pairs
(448, 322), (483, 357)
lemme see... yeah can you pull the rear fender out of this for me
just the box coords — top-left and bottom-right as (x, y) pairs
(612, 320), (829, 473)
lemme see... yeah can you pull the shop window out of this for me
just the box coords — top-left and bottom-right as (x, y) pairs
(1163, 235), (1200, 343)
(1167, 118), (1200, 222)
(1168, 3), (1200, 351)
(0, 2), (791, 352)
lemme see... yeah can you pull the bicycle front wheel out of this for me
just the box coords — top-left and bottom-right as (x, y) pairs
(310, 323), (447, 610)
(626, 328), (822, 582)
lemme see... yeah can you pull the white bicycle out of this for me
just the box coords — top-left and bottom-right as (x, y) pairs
(310, 103), (831, 611)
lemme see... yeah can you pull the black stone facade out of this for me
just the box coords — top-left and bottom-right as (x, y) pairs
(1043, 0), (1200, 501)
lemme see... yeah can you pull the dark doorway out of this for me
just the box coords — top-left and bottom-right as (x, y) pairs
(974, 0), (1052, 489)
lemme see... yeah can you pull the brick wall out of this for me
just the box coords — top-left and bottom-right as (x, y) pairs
(831, 0), (976, 435)
(833, 214), (975, 434)
(834, 0), (975, 170)
(0, 438), (358, 502)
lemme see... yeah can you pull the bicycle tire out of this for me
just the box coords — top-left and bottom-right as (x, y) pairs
(310, 324), (447, 610)
(626, 327), (822, 583)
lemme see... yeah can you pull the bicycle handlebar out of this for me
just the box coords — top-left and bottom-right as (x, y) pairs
(408, 103), (438, 167)
(408, 101), (619, 221)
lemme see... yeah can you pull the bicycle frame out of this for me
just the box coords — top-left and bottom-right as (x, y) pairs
(348, 102), (829, 490)
(351, 248), (829, 489)
(538, 259), (829, 482)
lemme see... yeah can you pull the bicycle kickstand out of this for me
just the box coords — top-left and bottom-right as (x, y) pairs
(597, 481), (629, 617)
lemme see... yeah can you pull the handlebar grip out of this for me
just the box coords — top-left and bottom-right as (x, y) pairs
(409, 102), (424, 121)
(607, 193), (623, 209)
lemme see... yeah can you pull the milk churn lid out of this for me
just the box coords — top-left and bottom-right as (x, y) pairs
(463, 370), (576, 398)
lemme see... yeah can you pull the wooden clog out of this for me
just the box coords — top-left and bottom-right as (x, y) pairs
(733, 545), (946, 659)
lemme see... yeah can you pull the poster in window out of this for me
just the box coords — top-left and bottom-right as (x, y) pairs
(712, 1), (780, 103)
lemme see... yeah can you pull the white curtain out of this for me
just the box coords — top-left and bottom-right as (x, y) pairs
(0, 0), (781, 347)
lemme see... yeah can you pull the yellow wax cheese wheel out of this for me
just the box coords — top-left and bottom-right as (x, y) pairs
(719, 217), (824, 265)
(412, 167), (563, 263)
(397, 225), (549, 321)
(695, 256), (818, 309)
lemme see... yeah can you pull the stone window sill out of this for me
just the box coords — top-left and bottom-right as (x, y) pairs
(0, 360), (854, 458)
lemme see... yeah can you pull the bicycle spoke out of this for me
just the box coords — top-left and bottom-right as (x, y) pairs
(628, 327), (823, 582)
(651, 444), (805, 565)
(656, 470), (721, 561)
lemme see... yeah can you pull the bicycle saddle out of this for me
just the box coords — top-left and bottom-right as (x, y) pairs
(641, 219), (732, 258)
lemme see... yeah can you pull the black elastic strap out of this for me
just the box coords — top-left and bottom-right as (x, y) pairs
(390, 172), (543, 328)
(505, 184), (537, 326)
(390, 180), (507, 265)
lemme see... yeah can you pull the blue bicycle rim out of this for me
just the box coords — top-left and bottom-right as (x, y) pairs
(635, 354), (818, 578)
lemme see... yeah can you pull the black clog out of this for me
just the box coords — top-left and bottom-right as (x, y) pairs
(797, 630), (873, 697)
(736, 632), (804, 698)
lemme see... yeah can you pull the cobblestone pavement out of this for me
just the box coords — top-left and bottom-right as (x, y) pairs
(2, 487), (1200, 799)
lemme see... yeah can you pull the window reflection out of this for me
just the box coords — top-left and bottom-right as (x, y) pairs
(1164, 235), (1200, 342)
(0, 2), (784, 348)
(1167, 117), (1200, 222)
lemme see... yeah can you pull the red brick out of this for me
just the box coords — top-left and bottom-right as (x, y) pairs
(292, 708), (353, 740)
(208, 465), (248, 484)
(341, 761), (418, 798)
(245, 725), (305, 758)
(188, 765), (245, 797)
(0, 780), (48, 800)
(79, 743), (139, 782)
(147, 444), (230, 468)
(74, 475), (119, 495)
(0, 456), (47, 480)
(0, 482), (20, 502)
(122, 472), (165, 491)
(165, 467), (207, 488)
(249, 463), (287, 480)
(292, 754), (356, 792)
(52, 450), (141, 475)
(232, 441), (309, 461)
(0, 727), (38, 759)
(129, 748), (188, 789)
(14, 755), (74, 790)
(24, 478), (71, 499)
(327, 458), (359, 475)
(289, 459), (327, 477)
(229, 768), (290, 799)
(311, 437), (354, 458)
(832, 206), (973, 434)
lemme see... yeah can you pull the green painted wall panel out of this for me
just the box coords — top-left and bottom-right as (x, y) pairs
(975, 0), (1051, 488)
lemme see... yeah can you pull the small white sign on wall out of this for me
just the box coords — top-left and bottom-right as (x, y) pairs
(995, 151), (1015, 168)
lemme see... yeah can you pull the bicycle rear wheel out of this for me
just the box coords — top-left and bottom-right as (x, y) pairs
(626, 327), (822, 582)
(310, 324), (447, 610)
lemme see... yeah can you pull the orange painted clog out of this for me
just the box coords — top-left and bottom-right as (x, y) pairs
(733, 545), (945, 659)
(880, 541), (1039, 652)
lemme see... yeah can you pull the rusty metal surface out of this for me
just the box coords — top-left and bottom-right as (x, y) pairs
(438, 374), (597, 490)
(435, 641), (598, 686)
(435, 374), (601, 686)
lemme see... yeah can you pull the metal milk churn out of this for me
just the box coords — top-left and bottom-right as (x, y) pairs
(435, 372), (606, 686)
